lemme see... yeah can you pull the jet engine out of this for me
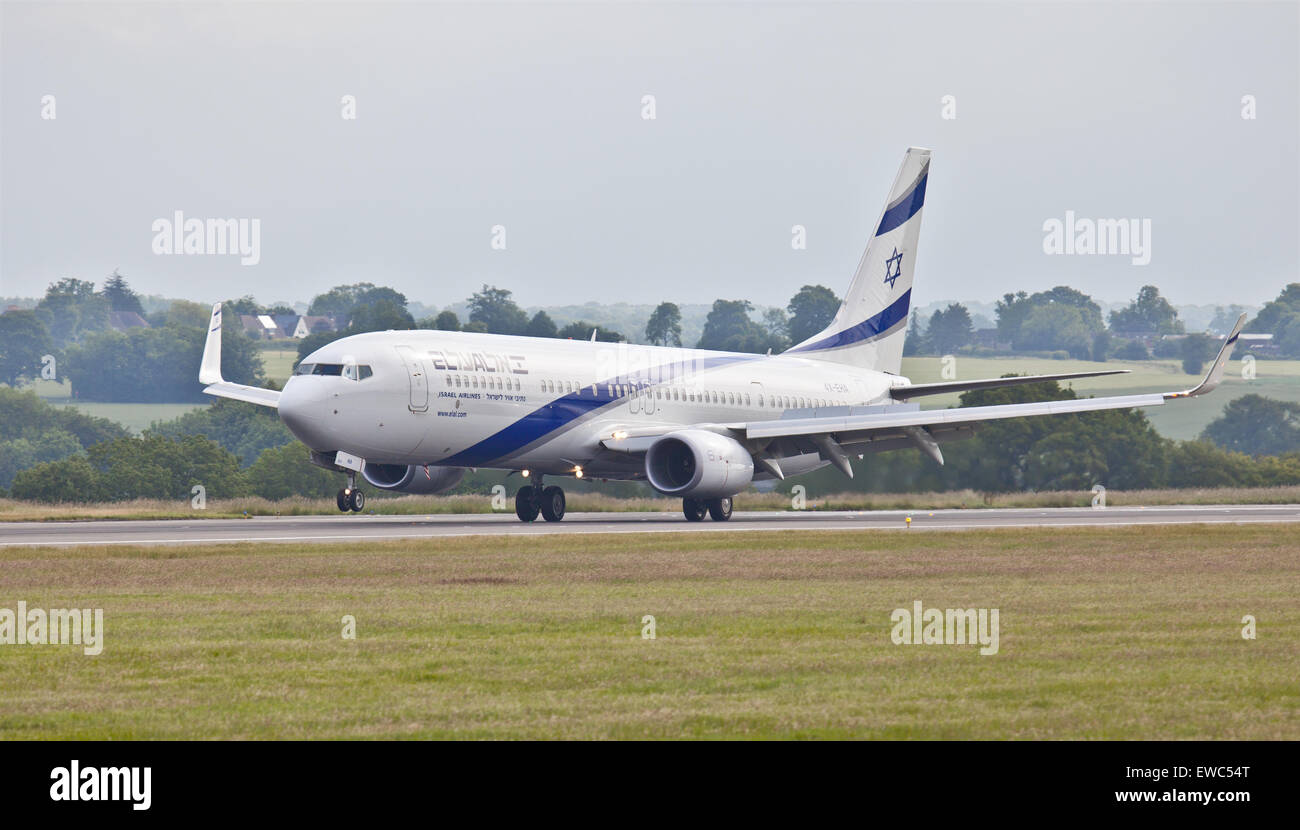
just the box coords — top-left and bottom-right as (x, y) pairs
(644, 430), (754, 498)
(361, 464), (465, 494)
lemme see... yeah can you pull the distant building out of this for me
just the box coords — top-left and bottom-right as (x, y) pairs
(108, 311), (150, 331)
(287, 315), (337, 338)
(240, 314), (282, 339)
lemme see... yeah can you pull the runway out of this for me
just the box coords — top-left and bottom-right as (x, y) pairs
(1, 504), (1299, 548)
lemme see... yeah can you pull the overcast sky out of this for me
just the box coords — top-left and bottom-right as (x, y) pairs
(2, 1), (1296, 312)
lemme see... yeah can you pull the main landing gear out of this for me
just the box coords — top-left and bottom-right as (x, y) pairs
(515, 475), (566, 522)
(336, 470), (365, 513)
(683, 496), (732, 522)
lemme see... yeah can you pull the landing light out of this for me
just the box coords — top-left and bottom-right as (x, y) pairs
(612, 430), (628, 440)
(574, 466), (584, 479)
(521, 469), (530, 478)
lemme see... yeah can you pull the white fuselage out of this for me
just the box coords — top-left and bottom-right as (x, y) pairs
(278, 330), (908, 479)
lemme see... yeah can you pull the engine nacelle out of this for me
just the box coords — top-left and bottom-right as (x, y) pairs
(644, 430), (754, 498)
(362, 464), (465, 495)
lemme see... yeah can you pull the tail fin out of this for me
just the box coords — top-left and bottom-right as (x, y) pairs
(785, 147), (929, 374)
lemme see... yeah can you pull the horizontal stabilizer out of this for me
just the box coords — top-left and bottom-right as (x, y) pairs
(203, 382), (281, 408)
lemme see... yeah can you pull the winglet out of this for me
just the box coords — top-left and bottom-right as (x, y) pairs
(199, 302), (224, 385)
(1164, 313), (1247, 399)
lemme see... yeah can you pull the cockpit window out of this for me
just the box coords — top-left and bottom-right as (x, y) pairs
(341, 364), (373, 381)
(294, 363), (345, 376)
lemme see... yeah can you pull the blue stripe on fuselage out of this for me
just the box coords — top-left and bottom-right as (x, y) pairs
(439, 354), (759, 467)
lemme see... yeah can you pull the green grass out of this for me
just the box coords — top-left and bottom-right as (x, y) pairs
(258, 345), (298, 383)
(26, 380), (205, 433)
(901, 355), (1300, 440)
(0, 525), (1295, 739)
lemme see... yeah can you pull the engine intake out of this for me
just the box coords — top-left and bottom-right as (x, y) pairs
(644, 430), (753, 498)
(362, 464), (465, 495)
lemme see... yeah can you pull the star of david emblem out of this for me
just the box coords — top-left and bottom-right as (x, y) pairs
(883, 248), (904, 289)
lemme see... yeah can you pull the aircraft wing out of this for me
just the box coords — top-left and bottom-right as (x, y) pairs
(887, 368), (1130, 400)
(601, 314), (1246, 477)
(198, 302), (282, 409)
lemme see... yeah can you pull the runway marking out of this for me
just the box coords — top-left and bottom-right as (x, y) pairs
(1, 507), (1298, 548)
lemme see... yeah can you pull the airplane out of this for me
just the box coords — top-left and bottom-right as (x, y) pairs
(198, 147), (1246, 522)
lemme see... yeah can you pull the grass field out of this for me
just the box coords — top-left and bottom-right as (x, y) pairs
(258, 345), (298, 382)
(900, 355), (1300, 440)
(0, 524), (1296, 739)
(3, 485), (1300, 521)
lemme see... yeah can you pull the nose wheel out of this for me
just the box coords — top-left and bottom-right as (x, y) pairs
(336, 488), (365, 512)
(336, 471), (364, 513)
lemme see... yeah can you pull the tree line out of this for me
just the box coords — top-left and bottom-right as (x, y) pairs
(4, 380), (1298, 503)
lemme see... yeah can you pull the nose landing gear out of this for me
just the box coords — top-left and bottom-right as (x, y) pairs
(336, 470), (365, 513)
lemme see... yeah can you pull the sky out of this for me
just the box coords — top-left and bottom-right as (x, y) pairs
(2, 1), (1297, 313)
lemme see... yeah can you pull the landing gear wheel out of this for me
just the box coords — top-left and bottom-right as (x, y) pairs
(348, 489), (365, 512)
(336, 489), (349, 512)
(540, 486), (566, 522)
(707, 497), (733, 521)
(515, 486), (540, 522)
(683, 497), (708, 522)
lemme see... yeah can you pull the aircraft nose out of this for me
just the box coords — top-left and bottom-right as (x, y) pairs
(278, 379), (332, 449)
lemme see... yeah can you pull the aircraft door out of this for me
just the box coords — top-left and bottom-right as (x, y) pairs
(396, 346), (429, 412)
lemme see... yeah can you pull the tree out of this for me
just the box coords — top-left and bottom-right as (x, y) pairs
(346, 299), (415, 333)
(1180, 333), (1213, 375)
(225, 295), (264, 315)
(525, 310), (558, 339)
(1209, 304), (1250, 335)
(247, 441), (340, 499)
(761, 308), (790, 351)
(786, 285), (839, 345)
(148, 397), (294, 466)
(925, 303), (974, 354)
(100, 270), (144, 313)
(1114, 339), (1150, 360)
(468, 285), (528, 335)
(1017, 304), (1093, 359)
(1245, 284), (1300, 334)
(1091, 330), (1111, 362)
(1109, 285), (1183, 335)
(995, 286), (1104, 351)
(432, 310), (461, 331)
(66, 323), (264, 402)
(556, 321), (621, 342)
(1201, 395), (1300, 456)
(308, 283), (408, 318)
(150, 299), (209, 329)
(943, 379), (1167, 492)
(902, 310), (926, 356)
(1245, 284), (1300, 357)
(0, 310), (55, 386)
(10, 434), (247, 502)
(696, 299), (783, 353)
(645, 302), (683, 347)
(36, 278), (109, 345)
